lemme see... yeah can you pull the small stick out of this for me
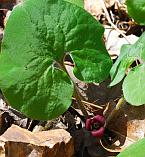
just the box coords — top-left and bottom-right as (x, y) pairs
(72, 97), (103, 109)
(99, 0), (131, 44)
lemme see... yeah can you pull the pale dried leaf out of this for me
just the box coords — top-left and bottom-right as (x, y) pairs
(104, 27), (139, 57)
(102, 103), (145, 153)
(0, 125), (74, 157)
(84, 0), (117, 20)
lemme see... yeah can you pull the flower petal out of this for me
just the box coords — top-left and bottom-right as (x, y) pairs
(91, 127), (105, 137)
(85, 118), (92, 130)
(93, 115), (105, 125)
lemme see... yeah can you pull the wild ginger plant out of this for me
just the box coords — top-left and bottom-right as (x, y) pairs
(0, 0), (112, 120)
(110, 0), (145, 156)
(110, 0), (145, 107)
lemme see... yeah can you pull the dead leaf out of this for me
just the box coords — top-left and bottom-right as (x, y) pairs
(0, 124), (74, 157)
(104, 26), (139, 58)
(101, 103), (145, 153)
(84, 0), (117, 20)
(84, 0), (103, 19)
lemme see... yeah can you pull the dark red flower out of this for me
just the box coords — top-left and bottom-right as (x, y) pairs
(85, 115), (105, 138)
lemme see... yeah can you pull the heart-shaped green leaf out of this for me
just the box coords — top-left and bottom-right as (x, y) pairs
(117, 138), (145, 157)
(0, 0), (112, 120)
(65, 0), (84, 8)
(110, 32), (145, 106)
(123, 64), (145, 105)
(72, 49), (112, 83)
(126, 0), (145, 25)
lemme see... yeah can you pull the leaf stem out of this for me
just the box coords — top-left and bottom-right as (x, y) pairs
(58, 56), (89, 119)
(73, 84), (89, 119)
(104, 97), (125, 127)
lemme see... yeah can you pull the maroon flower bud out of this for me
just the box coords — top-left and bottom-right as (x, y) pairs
(85, 115), (105, 138)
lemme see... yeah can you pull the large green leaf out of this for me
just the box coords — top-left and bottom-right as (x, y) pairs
(0, 0), (111, 120)
(110, 32), (145, 105)
(126, 0), (145, 25)
(72, 49), (112, 83)
(123, 64), (145, 105)
(65, 0), (84, 8)
(117, 138), (145, 157)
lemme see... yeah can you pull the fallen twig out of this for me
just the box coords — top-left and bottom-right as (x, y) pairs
(72, 97), (103, 110)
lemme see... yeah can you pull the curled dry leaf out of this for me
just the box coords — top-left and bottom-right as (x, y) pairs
(101, 102), (145, 153)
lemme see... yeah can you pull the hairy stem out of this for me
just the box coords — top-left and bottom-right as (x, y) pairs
(58, 56), (89, 119)
(73, 84), (89, 119)
(104, 97), (125, 127)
